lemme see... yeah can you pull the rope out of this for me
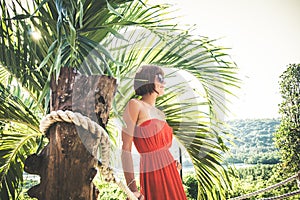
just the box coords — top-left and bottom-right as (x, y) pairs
(40, 110), (138, 200)
(259, 190), (300, 200)
(229, 171), (300, 200)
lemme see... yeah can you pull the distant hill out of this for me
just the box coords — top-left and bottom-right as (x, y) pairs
(224, 118), (281, 164)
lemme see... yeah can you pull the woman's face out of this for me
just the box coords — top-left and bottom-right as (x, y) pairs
(155, 74), (165, 96)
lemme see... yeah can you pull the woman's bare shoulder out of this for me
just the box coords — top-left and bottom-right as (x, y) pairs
(127, 98), (140, 106)
(125, 98), (142, 112)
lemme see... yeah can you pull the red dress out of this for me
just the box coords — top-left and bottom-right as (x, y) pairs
(133, 119), (187, 200)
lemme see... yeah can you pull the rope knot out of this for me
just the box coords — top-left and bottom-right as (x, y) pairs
(39, 110), (138, 200)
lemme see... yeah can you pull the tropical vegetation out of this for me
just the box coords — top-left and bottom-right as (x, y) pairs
(275, 63), (300, 175)
(228, 164), (299, 200)
(224, 118), (281, 164)
(0, 0), (240, 199)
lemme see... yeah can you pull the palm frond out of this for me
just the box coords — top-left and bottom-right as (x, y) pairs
(0, 125), (40, 200)
(103, 25), (238, 198)
(0, 0), (240, 199)
(0, 81), (41, 199)
(0, 0), (51, 111)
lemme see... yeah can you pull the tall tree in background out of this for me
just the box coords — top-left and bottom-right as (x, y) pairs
(275, 63), (300, 174)
(0, 0), (240, 199)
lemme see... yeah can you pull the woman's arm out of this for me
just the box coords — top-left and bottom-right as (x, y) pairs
(121, 99), (141, 194)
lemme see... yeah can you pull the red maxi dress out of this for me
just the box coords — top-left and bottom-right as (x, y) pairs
(133, 118), (187, 200)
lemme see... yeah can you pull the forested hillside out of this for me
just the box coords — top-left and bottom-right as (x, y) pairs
(224, 118), (281, 164)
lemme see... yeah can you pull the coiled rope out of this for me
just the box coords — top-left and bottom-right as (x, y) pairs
(229, 171), (300, 200)
(39, 110), (138, 200)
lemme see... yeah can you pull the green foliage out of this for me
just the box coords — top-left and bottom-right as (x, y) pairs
(95, 173), (200, 200)
(227, 164), (300, 200)
(0, 0), (240, 199)
(275, 63), (300, 174)
(0, 81), (41, 200)
(183, 174), (198, 200)
(22, 167), (300, 200)
(224, 118), (281, 164)
(93, 175), (127, 200)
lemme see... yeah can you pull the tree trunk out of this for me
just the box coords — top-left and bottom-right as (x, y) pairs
(24, 67), (117, 200)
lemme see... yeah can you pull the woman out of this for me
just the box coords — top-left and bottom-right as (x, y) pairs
(121, 65), (187, 200)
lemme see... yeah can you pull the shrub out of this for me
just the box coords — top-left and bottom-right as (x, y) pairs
(183, 173), (198, 200)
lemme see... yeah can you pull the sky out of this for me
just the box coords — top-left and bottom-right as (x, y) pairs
(152, 0), (300, 120)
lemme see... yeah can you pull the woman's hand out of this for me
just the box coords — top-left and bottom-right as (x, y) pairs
(133, 191), (144, 200)
(126, 191), (144, 200)
(175, 160), (182, 171)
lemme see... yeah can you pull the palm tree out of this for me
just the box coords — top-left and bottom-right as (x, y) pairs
(0, 0), (240, 199)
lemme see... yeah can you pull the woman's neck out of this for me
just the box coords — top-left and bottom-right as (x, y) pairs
(141, 93), (157, 106)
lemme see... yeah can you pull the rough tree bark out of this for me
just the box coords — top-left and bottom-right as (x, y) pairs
(24, 67), (117, 200)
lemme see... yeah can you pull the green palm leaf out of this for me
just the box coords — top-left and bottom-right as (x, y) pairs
(0, 82), (41, 199)
(0, 128), (40, 200)
(0, 0), (240, 199)
(103, 24), (239, 198)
